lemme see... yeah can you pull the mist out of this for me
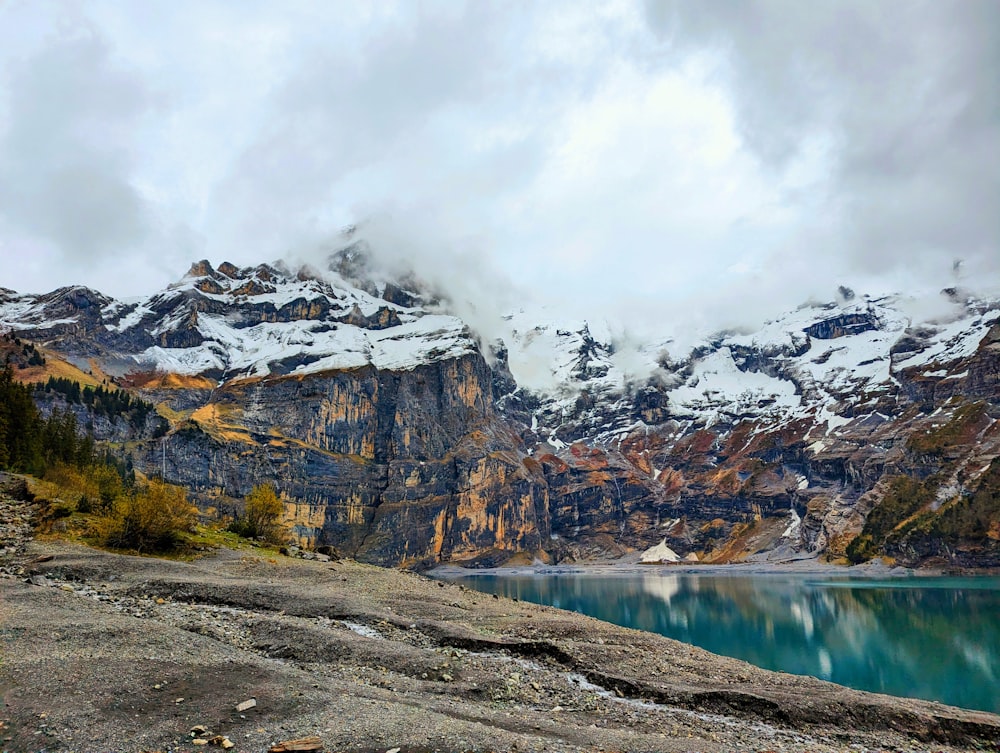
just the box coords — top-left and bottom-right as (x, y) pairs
(0, 1), (995, 341)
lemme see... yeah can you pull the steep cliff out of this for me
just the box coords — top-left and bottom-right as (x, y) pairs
(500, 294), (1000, 567)
(134, 349), (550, 567)
(2, 254), (998, 567)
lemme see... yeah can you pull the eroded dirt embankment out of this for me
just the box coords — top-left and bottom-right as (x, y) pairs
(2, 536), (999, 753)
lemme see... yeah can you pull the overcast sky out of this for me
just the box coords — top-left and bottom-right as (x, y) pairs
(0, 0), (997, 335)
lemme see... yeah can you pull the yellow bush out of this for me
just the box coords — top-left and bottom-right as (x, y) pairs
(89, 463), (125, 510)
(94, 479), (197, 553)
(43, 463), (86, 491)
(228, 483), (287, 544)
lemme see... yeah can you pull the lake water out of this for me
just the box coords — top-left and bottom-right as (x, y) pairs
(439, 569), (1000, 714)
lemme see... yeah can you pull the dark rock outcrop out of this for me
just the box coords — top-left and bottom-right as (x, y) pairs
(804, 311), (880, 340)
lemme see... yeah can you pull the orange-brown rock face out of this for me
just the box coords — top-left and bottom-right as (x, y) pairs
(136, 353), (551, 567)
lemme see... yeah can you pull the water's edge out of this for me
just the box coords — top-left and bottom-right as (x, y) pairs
(433, 565), (1000, 714)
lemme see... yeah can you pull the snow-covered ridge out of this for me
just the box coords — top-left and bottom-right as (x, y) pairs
(139, 313), (477, 380)
(1, 253), (997, 437)
(500, 291), (1000, 442)
(145, 259), (479, 378)
(0, 255), (478, 380)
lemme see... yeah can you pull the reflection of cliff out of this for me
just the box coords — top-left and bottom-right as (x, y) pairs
(462, 573), (1000, 713)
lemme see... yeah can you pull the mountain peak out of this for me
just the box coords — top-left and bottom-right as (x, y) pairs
(217, 261), (240, 279)
(186, 260), (216, 279)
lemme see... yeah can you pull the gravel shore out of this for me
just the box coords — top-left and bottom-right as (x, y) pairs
(1, 494), (998, 752)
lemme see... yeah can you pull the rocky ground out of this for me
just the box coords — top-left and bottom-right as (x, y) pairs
(1, 486), (999, 753)
(0, 477), (36, 572)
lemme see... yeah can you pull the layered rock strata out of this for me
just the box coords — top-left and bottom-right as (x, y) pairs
(2, 255), (998, 567)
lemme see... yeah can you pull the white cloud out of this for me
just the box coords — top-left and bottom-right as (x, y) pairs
(643, 0), (1000, 287)
(0, 0), (994, 329)
(0, 30), (151, 257)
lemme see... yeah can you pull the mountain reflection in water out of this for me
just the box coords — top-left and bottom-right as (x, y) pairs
(443, 571), (1000, 714)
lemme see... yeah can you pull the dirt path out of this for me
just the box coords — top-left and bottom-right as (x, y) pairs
(1, 534), (999, 752)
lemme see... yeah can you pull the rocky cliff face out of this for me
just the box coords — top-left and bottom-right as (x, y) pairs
(499, 295), (1000, 568)
(133, 345), (550, 567)
(2, 253), (998, 567)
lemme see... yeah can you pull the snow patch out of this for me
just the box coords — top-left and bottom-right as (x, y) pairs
(782, 508), (801, 539)
(639, 539), (680, 564)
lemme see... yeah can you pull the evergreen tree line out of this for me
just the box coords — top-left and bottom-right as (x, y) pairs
(0, 365), (96, 473)
(39, 376), (154, 429)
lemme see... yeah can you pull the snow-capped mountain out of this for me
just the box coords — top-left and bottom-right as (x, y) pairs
(2, 252), (478, 380)
(2, 250), (998, 568)
(499, 290), (999, 444)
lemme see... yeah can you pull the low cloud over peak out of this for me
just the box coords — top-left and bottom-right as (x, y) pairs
(0, 0), (995, 328)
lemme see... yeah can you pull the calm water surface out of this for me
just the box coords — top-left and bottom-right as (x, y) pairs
(442, 570), (1000, 713)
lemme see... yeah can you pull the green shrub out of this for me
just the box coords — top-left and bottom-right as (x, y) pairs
(846, 534), (876, 564)
(906, 402), (986, 457)
(930, 458), (1000, 542)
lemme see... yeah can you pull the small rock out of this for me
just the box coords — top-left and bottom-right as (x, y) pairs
(386, 748), (401, 753)
(59, 584), (74, 592)
(175, 698), (184, 704)
(191, 725), (209, 735)
(268, 736), (323, 752)
(26, 575), (48, 586)
(220, 738), (235, 750)
(193, 739), (209, 746)
(155, 597), (166, 604)
(235, 698), (256, 712)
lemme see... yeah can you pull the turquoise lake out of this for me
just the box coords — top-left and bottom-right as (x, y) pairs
(440, 570), (1000, 714)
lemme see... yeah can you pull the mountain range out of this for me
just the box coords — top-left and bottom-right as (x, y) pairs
(2, 246), (998, 568)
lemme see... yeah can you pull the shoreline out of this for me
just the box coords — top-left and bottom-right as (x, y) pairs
(430, 556), (1000, 715)
(429, 556), (959, 579)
